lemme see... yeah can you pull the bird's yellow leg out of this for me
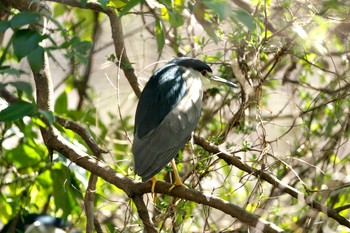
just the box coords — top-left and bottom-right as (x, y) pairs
(149, 176), (158, 193)
(149, 176), (158, 203)
(169, 159), (187, 191)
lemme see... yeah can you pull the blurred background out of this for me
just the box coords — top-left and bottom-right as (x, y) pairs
(1, 0), (350, 232)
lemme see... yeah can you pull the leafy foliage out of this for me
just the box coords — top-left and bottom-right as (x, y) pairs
(1, 0), (350, 232)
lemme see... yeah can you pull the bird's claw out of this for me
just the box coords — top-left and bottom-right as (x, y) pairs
(169, 180), (187, 192)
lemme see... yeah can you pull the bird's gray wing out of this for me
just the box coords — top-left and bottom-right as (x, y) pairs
(132, 97), (202, 181)
(134, 65), (186, 138)
(132, 71), (203, 181)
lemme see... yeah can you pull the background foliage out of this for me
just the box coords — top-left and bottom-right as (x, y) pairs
(1, 0), (350, 232)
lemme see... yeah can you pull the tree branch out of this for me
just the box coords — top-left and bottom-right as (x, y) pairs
(56, 116), (107, 155)
(84, 173), (98, 233)
(193, 135), (350, 228)
(132, 195), (158, 233)
(47, 0), (142, 97)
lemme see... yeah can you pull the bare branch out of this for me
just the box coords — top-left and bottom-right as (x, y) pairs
(47, 0), (142, 97)
(132, 195), (158, 233)
(56, 116), (107, 155)
(152, 181), (284, 233)
(193, 135), (350, 228)
(84, 173), (98, 233)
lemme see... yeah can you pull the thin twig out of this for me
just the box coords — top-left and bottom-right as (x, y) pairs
(56, 116), (108, 155)
(193, 135), (350, 228)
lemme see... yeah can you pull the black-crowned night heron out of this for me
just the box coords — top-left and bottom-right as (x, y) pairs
(132, 57), (237, 194)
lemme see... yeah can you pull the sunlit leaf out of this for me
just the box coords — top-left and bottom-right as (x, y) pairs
(51, 163), (81, 219)
(5, 144), (42, 168)
(168, 10), (184, 27)
(53, 3), (67, 17)
(51, 163), (74, 220)
(118, 0), (142, 17)
(36, 170), (54, 189)
(0, 101), (36, 122)
(109, 0), (127, 8)
(155, 18), (165, 52)
(98, 0), (109, 8)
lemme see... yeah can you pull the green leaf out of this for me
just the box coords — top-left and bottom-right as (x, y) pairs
(75, 40), (92, 56)
(0, 21), (10, 32)
(0, 66), (26, 76)
(51, 163), (80, 219)
(155, 18), (165, 52)
(51, 164), (73, 219)
(98, 0), (109, 8)
(0, 101), (36, 122)
(36, 170), (53, 189)
(203, 0), (231, 20)
(38, 109), (55, 124)
(231, 9), (256, 32)
(0, 36), (12, 66)
(7, 81), (33, 95)
(55, 90), (68, 114)
(9, 11), (41, 28)
(66, 37), (92, 63)
(53, 4), (67, 18)
(168, 10), (184, 27)
(80, 0), (88, 6)
(118, 0), (142, 17)
(28, 45), (45, 72)
(12, 29), (42, 60)
(106, 53), (116, 62)
(5, 144), (42, 168)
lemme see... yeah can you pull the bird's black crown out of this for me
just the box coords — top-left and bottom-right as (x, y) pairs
(170, 57), (213, 74)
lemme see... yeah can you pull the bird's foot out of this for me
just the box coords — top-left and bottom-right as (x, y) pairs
(169, 179), (187, 192)
(149, 177), (158, 203)
(169, 180), (187, 206)
(169, 159), (187, 192)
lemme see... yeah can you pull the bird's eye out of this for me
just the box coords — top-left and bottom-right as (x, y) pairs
(201, 70), (208, 76)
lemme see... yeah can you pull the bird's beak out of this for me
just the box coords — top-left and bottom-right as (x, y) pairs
(209, 75), (238, 88)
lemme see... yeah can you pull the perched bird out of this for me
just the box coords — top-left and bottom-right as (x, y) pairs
(132, 57), (237, 192)
(0, 213), (70, 233)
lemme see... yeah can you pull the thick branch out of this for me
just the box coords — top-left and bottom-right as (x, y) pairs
(152, 182), (284, 233)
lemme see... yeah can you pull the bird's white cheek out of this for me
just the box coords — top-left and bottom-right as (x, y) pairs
(201, 76), (213, 90)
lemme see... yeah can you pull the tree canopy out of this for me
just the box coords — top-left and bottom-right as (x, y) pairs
(1, 0), (350, 232)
